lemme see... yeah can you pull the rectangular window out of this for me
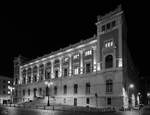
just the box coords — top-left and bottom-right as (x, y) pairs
(23, 89), (25, 96)
(102, 25), (105, 32)
(74, 84), (78, 94)
(39, 88), (42, 96)
(64, 85), (67, 94)
(55, 70), (59, 78)
(3, 90), (6, 94)
(112, 20), (116, 28)
(85, 63), (91, 73)
(54, 86), (57, 95)
(106, 23), (111, 30)
(28, 89), (30, 96)
(86, 83), (90, 94)
(64, 68), (68, 77)
(86, 98), (90, 104)
(107, 97), (111, 105)
(74, 67), (79, 75)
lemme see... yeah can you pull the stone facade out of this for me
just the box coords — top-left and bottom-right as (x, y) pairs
(13, 6), (138, 109)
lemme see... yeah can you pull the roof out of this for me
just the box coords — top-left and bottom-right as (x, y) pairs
(21, 35), (97, 66)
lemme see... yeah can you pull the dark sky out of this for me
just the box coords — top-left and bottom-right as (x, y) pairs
(1, 1), (150, 78)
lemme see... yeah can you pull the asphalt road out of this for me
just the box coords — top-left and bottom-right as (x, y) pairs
(0, 106), (149, 115)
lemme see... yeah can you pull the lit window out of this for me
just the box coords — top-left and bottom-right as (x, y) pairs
(105, 40), (113, 48)
(85, 50), (92, 56)
(74, 67), (79, 75)
(73, 54), (79, 59)
(110, 41), (113, 46)
(64, 57), (69, 62)
(118, 58), (122, 67)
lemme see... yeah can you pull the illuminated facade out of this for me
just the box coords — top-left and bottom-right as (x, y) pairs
(13, 6), (138, 109)
(0, 76), (13, 104)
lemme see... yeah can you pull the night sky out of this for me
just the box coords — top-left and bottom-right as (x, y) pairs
(1, 1), (150, 78)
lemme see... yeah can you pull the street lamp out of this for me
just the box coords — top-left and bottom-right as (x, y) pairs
(128, 84), (134, 108)
(45, 81), (53, 106)
(8, 86), (15, 104)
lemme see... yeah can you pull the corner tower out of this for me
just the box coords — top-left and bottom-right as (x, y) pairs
(96, 5), (124, 70)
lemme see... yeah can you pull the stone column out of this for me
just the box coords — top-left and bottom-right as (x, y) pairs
(59, 57), (63, 78)
(51, 60), (54, 79)
(79, 50), (83, 74)
(92, 46), (97, 72)
(69, 54), (72, 77)
(43, 62), (46, 80)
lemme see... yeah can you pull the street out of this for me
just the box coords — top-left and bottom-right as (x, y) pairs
(0, 106), (147, 115)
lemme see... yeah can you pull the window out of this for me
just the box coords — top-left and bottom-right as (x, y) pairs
(39, 88), (42, 96)
(104, 40), (113, 48)
(106, 23), (111, 30)
(33, 66), (38, 82)
(102, 25), (105, 32)
(28, 89), (30, 96)
(86, 83), (90, 94)
(55, 70), (59, 78)
(64, 85), (67, 94)
(3, 90), (6, 94)
(64, 57), (69, 62)
(86, 98), (90, 104)
(106, 79), (113, 93)
(74, 67), (79, 75)
(23, 77), (26, 84)
(107, 97), (111, 105)
(64, 98), (66, 103)
(85, 63), (91, 73)
(112, 21), (116, 28)
(45, 62), (51, 79)
(8, 81), (10, 84)
(27, 68), (31, 83)
(3, 85), (6, 89)
(23, 89), (25, 96)
(105, 55), (113, 68)
(39, 64), (44, 81)
(54, 86), (57, 95)
(74, 84), (78, 94)
(64, 68), (68, 77)
(85, 50), (92, 56)
(73, 53), (79, 60)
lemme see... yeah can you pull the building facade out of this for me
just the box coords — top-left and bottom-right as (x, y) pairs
(13, 6), (138, 109)
(0, 76), (13, 104)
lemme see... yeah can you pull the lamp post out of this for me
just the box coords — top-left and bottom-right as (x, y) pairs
(8, 86), (15, 104)
(128, 84), (134, 109)
(45, 81), (53, 106)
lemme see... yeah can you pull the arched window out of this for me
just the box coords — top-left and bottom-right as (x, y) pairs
(45, 62), (51, 79)
(33, 66), (38, 82)
(105, 55), (113, 68)
(106, 79), (113, 93)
